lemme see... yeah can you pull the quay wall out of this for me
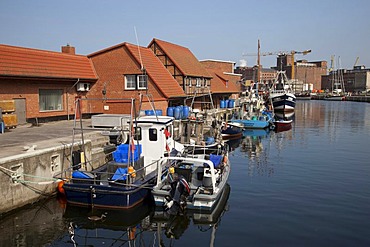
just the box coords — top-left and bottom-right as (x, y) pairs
(311, 95), (370, 102)
(345, 96), (370, 102)
(0, 130), (109, 215)
(0, 141), (94, 215)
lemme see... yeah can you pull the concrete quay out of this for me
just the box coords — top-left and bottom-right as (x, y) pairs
(0, 120), (109, 215)
(311, 95), (370, 102)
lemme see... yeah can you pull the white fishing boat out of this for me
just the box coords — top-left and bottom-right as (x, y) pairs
(152, 146), (230, 214)
(58, 97), (185, 210)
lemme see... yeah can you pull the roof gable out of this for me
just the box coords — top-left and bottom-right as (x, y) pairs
(149, 38), (212, 78)
(124, 43), (185, 98)
(206, 68), (240, 93)
(0, 44), (97, 80)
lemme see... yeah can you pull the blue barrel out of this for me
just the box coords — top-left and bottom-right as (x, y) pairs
(225, 100), (229, 108)
(167, 107), (174, 117)
(179, 106), (183, 119)
(182, 106), (189, 119)
(174, 106), (181, 120)
(155, 110), (162, 116)
(220, 100), (225, 108)
(145, 110), (154, 115)
(228, 99), (234, 108)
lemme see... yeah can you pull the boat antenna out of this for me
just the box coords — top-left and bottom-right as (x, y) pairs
(134, 26), (144, 71)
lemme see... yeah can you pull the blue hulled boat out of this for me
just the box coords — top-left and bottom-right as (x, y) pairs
(59, 98), (184, 210)
(228, 110), (274, 129)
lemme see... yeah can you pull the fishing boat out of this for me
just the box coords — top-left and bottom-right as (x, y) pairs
(228, 110), (274, 129)
(295, 91), (312, 100)
(269, 70), (296, 112)
(324, 55), (346, 101)
(151, 183), (230, 243)
(220, 123), (243, 140)
(151, 145), (230, 214)
(58, 98), (185, 210)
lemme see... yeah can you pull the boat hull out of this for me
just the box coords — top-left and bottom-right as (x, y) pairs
(152, 155), (231, 212)
(229, 119), (270, 129)
(270, 92), (296, 112)
(63, 182), (152, 209)
(324, 96), (345, 101)
(221, 125), (243, 140)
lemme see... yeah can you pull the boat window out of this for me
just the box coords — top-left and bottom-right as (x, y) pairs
(134, 127), (142, 141)
(149, 128), (157, 141)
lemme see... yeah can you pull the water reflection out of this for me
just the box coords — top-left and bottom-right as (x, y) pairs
(152, 184), (230, 246)
(0, 197), (66, 247)
(60, 196), (155, 246)
(54, 184), (230, 246)
(240, 129), (270, 161)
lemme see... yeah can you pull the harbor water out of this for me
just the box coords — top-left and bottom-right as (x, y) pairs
(1, 100), (370, 246)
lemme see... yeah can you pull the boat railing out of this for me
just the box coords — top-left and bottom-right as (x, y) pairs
(61, 156), (169, 188)
(270, 89), (286, 94)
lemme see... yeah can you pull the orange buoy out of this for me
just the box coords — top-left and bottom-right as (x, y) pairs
(58, 180), (65, 194)
(128, 166), (136, 178)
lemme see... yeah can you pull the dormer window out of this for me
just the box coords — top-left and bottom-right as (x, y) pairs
(125, 74), (148, 90)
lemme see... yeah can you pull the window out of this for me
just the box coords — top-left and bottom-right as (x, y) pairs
(125, 75), (136, 90)
(149, 128), (157, 141)
(138, 75), (147, 89)
(39, 89), (63, 111)
(125, 74), (148, 90)
(196, 78), (201, 87)
(134, 127), (142, 141)
(188, 78), (192, 87)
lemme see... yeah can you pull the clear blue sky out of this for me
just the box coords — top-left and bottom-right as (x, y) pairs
(1, 0), (369, 69)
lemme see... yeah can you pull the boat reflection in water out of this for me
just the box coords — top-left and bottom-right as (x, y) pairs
(61, 196), (155, 246)
(274, 111), (295, 121)
(240, 128), (270, 160)
(151, 183), (230, 246)
(58, 184), (230, 247)
(239, 128), (278, 176)
(273, 112), (294, 133)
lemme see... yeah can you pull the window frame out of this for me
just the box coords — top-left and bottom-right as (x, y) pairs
(125, 74), (148, 90)
(38, 89), (64, 112)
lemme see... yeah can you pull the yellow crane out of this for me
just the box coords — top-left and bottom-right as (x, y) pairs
(243, 41), (311, 81)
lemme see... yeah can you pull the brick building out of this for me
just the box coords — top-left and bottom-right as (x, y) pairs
(234, 65), (277, 92)
(200, 59), (241, 108)
(276, 55), (327, 92)
(321, 66), (370, 93)
(87, 42), (185, 115)
(0, 44), (97, 124)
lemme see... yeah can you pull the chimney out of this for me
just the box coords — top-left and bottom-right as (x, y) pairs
(61, 44), (75, 55)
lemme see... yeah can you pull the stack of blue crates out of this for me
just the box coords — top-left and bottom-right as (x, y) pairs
(113, 144), (142, 163)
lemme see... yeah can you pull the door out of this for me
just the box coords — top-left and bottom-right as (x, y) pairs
(14, 98), (26, 124)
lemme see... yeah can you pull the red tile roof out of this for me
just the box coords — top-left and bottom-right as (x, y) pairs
(0, 44), (97, 80)
(206, 68), (240, 93)
(149, 39), (212, 78)
(125, 43), (185, 98)
(89, 42), (185, 98)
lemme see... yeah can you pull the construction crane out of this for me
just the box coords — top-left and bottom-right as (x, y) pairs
(243, 40), (311, 81)
(353, 56), (360, 68)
